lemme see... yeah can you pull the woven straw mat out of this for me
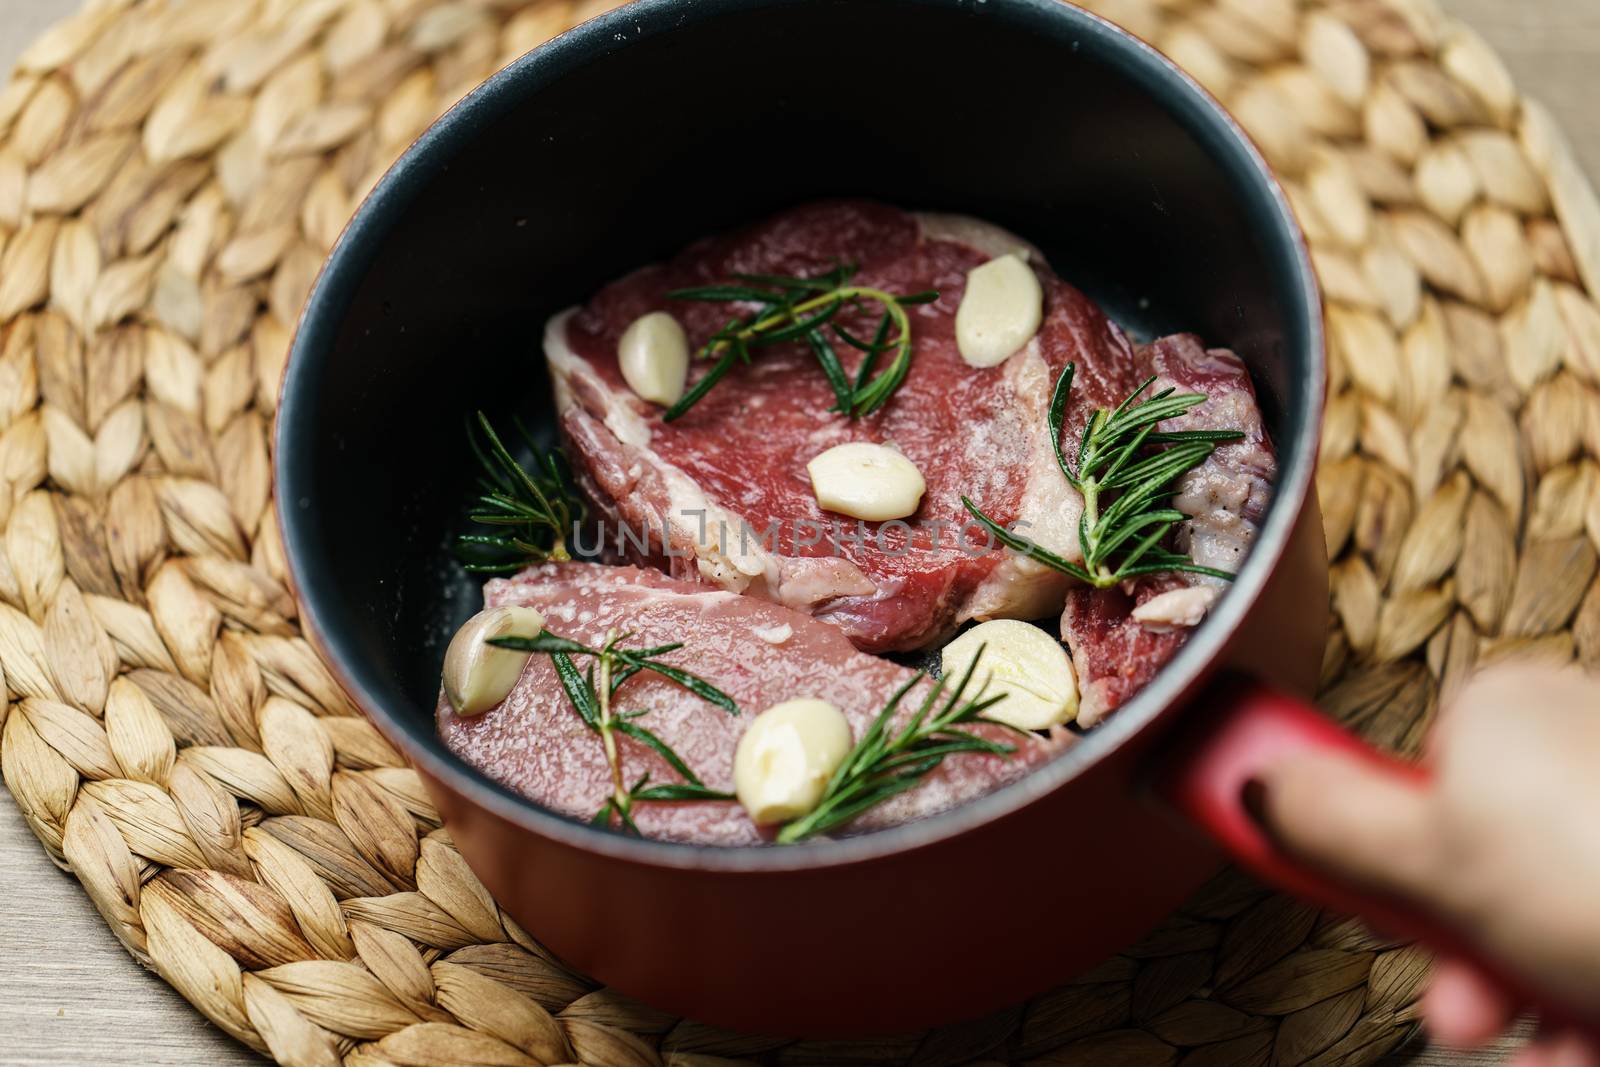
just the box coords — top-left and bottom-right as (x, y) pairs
(1, 0), (1599, 1063)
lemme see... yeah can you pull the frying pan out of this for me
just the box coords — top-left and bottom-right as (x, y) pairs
(277, 0), (1489, 1036)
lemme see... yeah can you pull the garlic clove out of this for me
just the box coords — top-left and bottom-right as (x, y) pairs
(806, 442), (926, 522)
(955, 253), (1044, 368)
(618, 311), (690, 407)
(1131, 585), (1220, 632)
(940, 618), (1078, 729)
(442, 606), (546, 716)
(734, 698), (854, 825)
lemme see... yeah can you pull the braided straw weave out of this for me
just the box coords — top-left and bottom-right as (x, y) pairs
(0, 0), (1597, 1062)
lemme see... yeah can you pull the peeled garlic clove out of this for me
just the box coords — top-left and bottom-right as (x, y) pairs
(734, 698), (854, 825)
(806, 442), (926, 521)
(442, 606), (546, 716)
(955, 253), (1044, 368)
(941, 618), (1078, 729)
(618, 311), (690, 407)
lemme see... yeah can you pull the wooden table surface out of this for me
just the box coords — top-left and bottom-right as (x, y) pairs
(1, 1), (1597, 1064)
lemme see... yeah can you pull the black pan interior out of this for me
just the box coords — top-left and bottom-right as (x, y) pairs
(279, 0), (1318, 805)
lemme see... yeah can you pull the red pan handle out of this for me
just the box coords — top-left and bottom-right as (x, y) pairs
(1156, 675), (1592, 1034)
(1157, 676), (1433, 936)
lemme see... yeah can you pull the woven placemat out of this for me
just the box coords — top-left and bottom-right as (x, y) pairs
(1, 0), (1597, 1063)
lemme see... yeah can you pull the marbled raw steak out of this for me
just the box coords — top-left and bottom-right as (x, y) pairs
(548, 200), (1129, 652)
(438, 562), (1070, 845)
(544, 200), (1274, 733)
(1061, 335), (1277, 726)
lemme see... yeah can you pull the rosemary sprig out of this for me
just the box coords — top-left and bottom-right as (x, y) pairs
(663, 263), (938, 422)
(963, 363), (1244, 589)
(491, 629), (738, 832)
(456, 411), (587, 575)
(776, 646), (1020, 844)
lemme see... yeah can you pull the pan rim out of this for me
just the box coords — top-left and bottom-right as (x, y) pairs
(275, 0), (1326, 874)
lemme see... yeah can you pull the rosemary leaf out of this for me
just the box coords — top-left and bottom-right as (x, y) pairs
(1101, 441), (1215, 493)
(550, 651), (599, 730)
(668, 284), (783, 303)
(961, 497), (1096, 584)
(662, 344), (741, 422)
(629, 642), (686, 658)
(847, 339), (912, 418)
(455, 412), (584, 573)
(776, 646), (1017, 843)
(615, 653), (739, 714)
(498, 627), (738, 835)
(1149, 429), (1247, 443)
(849, 314), (894, 395)
(495, 632), (592, 656)
(1093, 509), (1187, 560)
(1046, 362), (1077, 484)
(874, 734), (1012, 773)
(1120, 562), (1239, 581)
(664, 264), (934, 421)
(831, 318), (893, 355)
(608, 664), (642, 693)
(731, 270), (843, 292)
(797, 773), (924, 835)
(967, 362), (1244, 590)
(614, 718), (707, 786)
(753, 300), (842, 345)
(633, 783), (735, 802)
(807, 330), (854, 413)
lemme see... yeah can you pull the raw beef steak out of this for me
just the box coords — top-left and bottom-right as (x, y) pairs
(1062, 335), (1276, 726)
(438, 563), (1069, 845)
(548, 200), (1135, 652)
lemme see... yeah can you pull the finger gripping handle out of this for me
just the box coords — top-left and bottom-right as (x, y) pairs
(1158, 676), (1600, 1036)
(1156, 678), (1433, 936)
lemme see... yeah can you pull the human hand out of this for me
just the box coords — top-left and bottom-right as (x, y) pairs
(1256, 664), (1600, 1066)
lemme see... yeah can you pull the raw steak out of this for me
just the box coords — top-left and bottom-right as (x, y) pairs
(1062, 335), (1277, 726)
(548, 200), (1136, 652)
(438, 563), (1069, 845)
